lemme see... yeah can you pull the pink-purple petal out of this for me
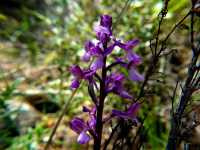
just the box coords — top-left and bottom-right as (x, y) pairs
(118, 90), (133, 99)
(71, 79), (80, 89)
(77, 131), (91, 144)
(70, 65), (83, 78)
(90, 57), (104, 71)
(115, 39), (139, 51)
(124, 39), (139, 50)
(85, 41), (95, 52)
(129, 67), (144, 81)
(104, 43), (117, 56)
(112, 109), (130, 119)
(88, 116), (96, 129)
(100, 15), (112, 28)
(127, 102), (140, 116)
(126, 51), (142, 65)
(94, 25), (111, 35)
(70, 117), (86, 134)
(82, 52), (91, 62)
(112, 102), (140, 121)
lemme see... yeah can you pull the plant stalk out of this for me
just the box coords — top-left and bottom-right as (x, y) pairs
(94, 56), (107, 150)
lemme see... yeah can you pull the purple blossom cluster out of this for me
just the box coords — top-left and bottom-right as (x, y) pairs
(69, 15), (143, 145)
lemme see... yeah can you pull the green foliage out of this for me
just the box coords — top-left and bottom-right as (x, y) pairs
(0, 80), (21, 149)
(7, 123), (48, 150)
(0, 0), (193, 149)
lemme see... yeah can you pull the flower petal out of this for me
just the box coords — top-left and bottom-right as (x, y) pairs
(127, 102), (140, 117)
(85, 41), (95, 52)
(115, 39), (139, 51)
(70, 117), (86, 134)
(100, 15), (112, 28)
(94, 25), (111, 35)
(104, 43), (116, 56)
(70, 65), (83, 78)
(124, 39), (140, 50)
(90, 45), (102, 56)
(82, 52), (91, 62)
(118, 90), (133, 99)
(90, 57), (104, 71)
(77, 131), (91, 144)
(88, 116), (96, 129)
(128, 67), (144, 81)
(112, 103), (140, 121)
(70, 79), (80, 89)
(126, 51), (142, 65)
(112, 109), (129, 119)
(82, 106), (91, 113)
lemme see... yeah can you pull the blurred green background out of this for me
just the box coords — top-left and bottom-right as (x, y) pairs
(0, 0), (195, 150)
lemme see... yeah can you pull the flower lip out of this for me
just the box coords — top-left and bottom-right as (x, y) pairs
(70, 117), (86, 134)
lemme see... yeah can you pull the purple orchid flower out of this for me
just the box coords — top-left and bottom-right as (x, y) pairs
(69, 65), (96, 89)
(106, 73), (133, 99)
(113, 39), (144, 82)
(70, 117), (91, 144)
(83, 106), (97, 129)
(70, 106), (97, 144)
(82, 41), (102, 62)
(126, 52), (144, 81)
(94, 15), (112, 45)
(69, 14), (143, 147)
(112, 102), (140, 122)
(100, 15), (112, 28)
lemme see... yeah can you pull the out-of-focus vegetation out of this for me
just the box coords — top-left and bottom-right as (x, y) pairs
(0, 0), (196, 150)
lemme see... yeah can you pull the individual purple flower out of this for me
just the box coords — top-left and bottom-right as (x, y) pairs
(70, 65), (84, 78)
(125, 52), (144, 81)
(70, 106), (97, 144)
(106, 73), (133, 99)
(70, 117), (91, 144)
(70, 117), (86, 134)
(112, 102), (140, 122)
(94, 26), (111, 45)
(94, 15), (112, 45)
(113, 39), (144, 82)
(83, 106), (97, 129)
(69, 65), (83, 89)
(69, 65), (96, 89)
(82, 41), (102, 62)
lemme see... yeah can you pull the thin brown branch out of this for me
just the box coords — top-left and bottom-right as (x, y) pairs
(166, 8), (200, 149)
(44, 88), (78, 150)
